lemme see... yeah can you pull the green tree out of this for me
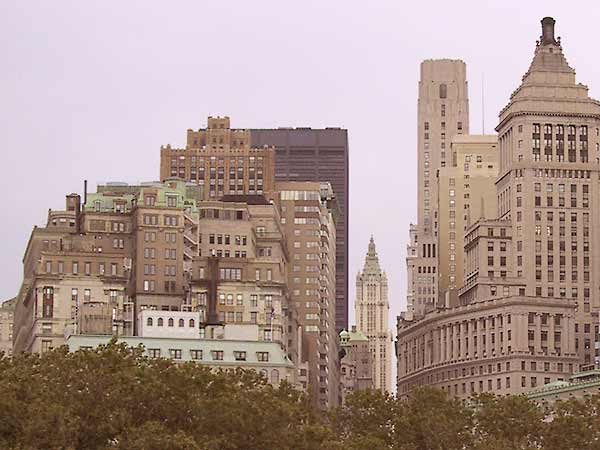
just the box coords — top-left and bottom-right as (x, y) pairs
(394, 387), (474, 450)
(329, 389), (396, 450)
(543, 396), (600, 450)
(472, 393), (545, 450)
(0, 341), (329, 450)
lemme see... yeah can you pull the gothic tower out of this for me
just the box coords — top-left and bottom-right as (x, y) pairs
(355, 237), (393, 392)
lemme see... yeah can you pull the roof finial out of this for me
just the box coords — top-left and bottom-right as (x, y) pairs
(541, 17), (557, 45)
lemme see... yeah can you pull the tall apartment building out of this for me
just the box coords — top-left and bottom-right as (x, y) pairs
(437, 135), (498, 303)
(405, 60), (470, 319)
(12, 180), (292, 358)
(251, 127), (349, 333)
(397, 17), (600, 399)
(13, 192), (133, 353)
(277, 181), (340, 409)
(339, 326), (373, 404)
(0, 298), (15, 355)
(160, 119), (349, 333)
(160, 116), (275, 200)
(355, 237), (393, 393)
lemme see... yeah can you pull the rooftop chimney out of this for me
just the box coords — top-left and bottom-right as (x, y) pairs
(541, 17), (557, 45)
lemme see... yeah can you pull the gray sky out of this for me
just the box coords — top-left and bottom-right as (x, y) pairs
(2, 0), (600, 335)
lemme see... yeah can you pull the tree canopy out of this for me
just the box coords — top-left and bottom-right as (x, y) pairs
(0, 342), (599, 450)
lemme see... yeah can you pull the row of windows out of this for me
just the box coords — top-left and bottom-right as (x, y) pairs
(208, 234), (247, 245)
(143, 248), (177, 260)
(142, 215), (179, 226)
(146, 317), (195, 328)
(44, 260), (119, 277)
(144, 347), (271, 363)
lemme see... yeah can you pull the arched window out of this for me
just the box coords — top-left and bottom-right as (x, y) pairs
(439, 83), (447, 99)
(178, 318), (184, 327)
(189, 319), (195, 328)
(271, 369), (280, 383)
(259, 369), (268, 380)
(168, 318), (174, 327)
(147, 317), (153, 327)
(157, 318), (164, 327)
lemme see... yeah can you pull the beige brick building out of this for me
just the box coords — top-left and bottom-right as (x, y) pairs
(339, 326), (373, 403)
(406, 60), (470, 319)
(398, 17), (600, 399)
(355, 237), (392, 393)
(277, 181), (340, 409)
(160, 116), (275, 200)
(0, 298), (15, 355)
(437, 135), (498, 303)
(13, 180), (292, 354)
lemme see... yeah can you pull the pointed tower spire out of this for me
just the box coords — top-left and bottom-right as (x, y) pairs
(368, 235), (376, 257)
(363, 236), (382, 274)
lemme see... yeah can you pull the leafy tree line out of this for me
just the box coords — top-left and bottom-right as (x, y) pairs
(0, 342), (598, 450)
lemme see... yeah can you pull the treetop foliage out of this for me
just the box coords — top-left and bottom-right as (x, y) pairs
(0, 341), (598, 450)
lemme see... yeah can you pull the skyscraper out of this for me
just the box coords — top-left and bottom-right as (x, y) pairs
(160, 116), (276, 200)
(250, 127), (349, 332)
(437, 135), (498, 304)
(277, 181), (340, 409)
(355, 237), (392, 393)
(405, 60), (470, 319)
(398, 17), (600, 398)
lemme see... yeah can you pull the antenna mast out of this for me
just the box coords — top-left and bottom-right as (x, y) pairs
(482, 73), (485, 134)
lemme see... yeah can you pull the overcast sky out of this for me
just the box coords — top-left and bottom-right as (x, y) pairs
(2, 1), (600, 335)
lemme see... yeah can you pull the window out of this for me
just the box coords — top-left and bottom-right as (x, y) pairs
(439, 83), (447, 99)
(257, 352), (269, 362)
(42, 287), (54, 318)
(234, 351), (247, 361)
(157, 318), (164, 327)
(271, 369), (280, 383)
(169, 349), (182, 359)
(148, 348), (161, 358)
(212, 350), (224, 361)
(190, 349), (202, 360)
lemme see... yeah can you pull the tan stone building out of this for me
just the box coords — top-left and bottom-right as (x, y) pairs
(406, 59), (470, 319)
(12, 180), (293, 353)
(340, 326), (373, 403)
(437, 135), (498, 302)
(398, 17), (600, 399)
(277, 180), (340, 409)
(0, 298), (15, 355)
(355, 237), (392, 393)
(160, 116), (275, 200)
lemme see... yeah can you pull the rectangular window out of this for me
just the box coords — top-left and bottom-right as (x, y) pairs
(169, 349), (182, 359)
(190, 349), (203, 360)
(256, 352), (269, 362)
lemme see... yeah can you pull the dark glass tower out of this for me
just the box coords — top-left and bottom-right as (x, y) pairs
(250, 127), (349, 332)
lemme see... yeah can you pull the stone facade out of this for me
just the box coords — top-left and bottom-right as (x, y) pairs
(340, 326), (373, 403)
(0, 298), (15, 355)
(355, 237), (392, 393)
(405, 60), (470, 320)
(277, 180), (340, 410)
(160, 116), (276, 200)
(398, 17), (600, 399)
(437, 135), (498, 302)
